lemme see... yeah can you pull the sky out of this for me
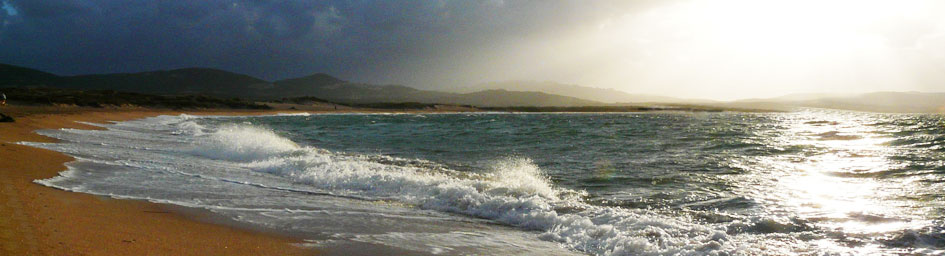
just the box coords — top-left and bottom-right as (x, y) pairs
(1, 0), (944, 100)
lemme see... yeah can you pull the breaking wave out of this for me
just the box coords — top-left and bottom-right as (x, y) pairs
(180, 117), (739, 255)
(34, 112), (943, 255)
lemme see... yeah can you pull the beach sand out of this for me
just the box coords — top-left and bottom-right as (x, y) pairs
(0, 106), (318, 256)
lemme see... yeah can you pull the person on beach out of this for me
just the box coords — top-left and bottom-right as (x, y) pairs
(0, 92), (11, 122)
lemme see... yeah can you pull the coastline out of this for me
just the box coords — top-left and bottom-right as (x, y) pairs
(0, 104), (783, 255)
(0, 106), (320, 256)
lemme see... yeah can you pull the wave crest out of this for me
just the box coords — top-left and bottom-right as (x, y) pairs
(196, 125), (300, 161)
(216, 126), (735, 255)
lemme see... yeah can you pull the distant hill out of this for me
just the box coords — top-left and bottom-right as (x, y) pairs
(6, 63), (941, 112)
(737, 93), (853, 103)
(456, 81), (703, 103)
(732, 91), (945, 113)
(444, 89), (601, 107)
(274, 73), (344, 90)
(60, 68), (273, 98)
(0, 63), (603, 107)
(0, 64), (271, 98)
(272, 74), (440, 102)
(798, 92), (945, 113)
(0, 63), (61, 86)
(272, 76), (601, 107)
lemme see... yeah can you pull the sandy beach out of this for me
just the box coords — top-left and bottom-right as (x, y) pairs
(0, 106), (318, 256)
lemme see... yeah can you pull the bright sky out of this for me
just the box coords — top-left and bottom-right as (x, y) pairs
(481, 0), (945, 100)
(2, 0), (944, 100)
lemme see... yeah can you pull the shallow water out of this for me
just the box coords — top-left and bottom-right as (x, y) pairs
(25, 109), (945, 255)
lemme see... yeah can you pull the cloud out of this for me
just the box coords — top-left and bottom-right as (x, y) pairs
(1, 0), (940, 99)
(1, 1), (16, 16)
(0, 0), (351, 79)
(8, 0), (91, 17)
(1, 0), (603, 82)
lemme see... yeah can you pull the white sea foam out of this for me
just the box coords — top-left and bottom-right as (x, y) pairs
(196, 125), (300, 161)
(171, 121), (205, 135)
(28, 114), (752, 256)
(196, 122), (739, 255)
(275, 112), (312, 116)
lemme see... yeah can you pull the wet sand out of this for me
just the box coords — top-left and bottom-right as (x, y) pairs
(0, 106), (318, 256)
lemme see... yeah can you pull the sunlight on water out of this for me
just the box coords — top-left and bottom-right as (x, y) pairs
(27, 111), (945, 255)
(762, 110), (931, 253)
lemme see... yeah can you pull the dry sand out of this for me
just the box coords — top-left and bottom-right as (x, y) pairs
(0, 106), (319, 256)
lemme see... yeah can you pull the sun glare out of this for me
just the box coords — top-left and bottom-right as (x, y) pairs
(573, 0), (940, 99)
(688, 0), (928, 55)
(775, 111), (926, 235)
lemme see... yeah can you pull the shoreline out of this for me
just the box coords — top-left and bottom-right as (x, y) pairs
(0, 105), (322, 256)
(0, 104), (783, 255)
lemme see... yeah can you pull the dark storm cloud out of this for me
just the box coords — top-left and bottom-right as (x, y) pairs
(10, 0), (936, 99)
(0, 0), (344, 79)
(0, 0), (644, 85)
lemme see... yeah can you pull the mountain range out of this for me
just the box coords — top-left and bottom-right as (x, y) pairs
(0, 64), (601, 107)
(455, 81), (707, 104)
(746, 92), (945, 113)
(2, 63), (943, 113)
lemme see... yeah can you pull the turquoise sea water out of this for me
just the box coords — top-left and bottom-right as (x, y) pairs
(26, 109), (945, 255)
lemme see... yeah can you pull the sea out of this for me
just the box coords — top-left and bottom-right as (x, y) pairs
(23, 109), (945, 255)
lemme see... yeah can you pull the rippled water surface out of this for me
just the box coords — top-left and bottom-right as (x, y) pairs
(26, 109), (945, 255)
